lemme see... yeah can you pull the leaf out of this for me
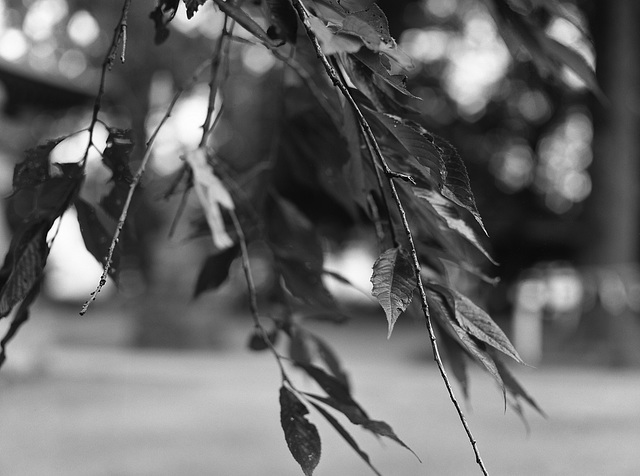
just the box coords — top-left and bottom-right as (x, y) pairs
(102, 128), (134, 184)
(264, 0), (298, 44)
(0, 277), (41, 369)
(12, 137), (65, 190)
(212, 0), (280, 48)
(340, 4), (412, 69)
(413, 189), (495, 264)
(184, 148), (235, 250)
(426, 287), (503, 387)
(493, 356), (545, 417)
(149, 0), (179, 44)
(439, 329), (470, 399)
(308, 401), (382, 476)
(266, 196), (337, 309)
(308, 16), (362, 55)
(288, 327), (313, 366)
(184, 0), (206, 19)
(193, 245), (239, 297)
(247, 327), (279, 351)
(0, 224), (49, 319)
(430, 283), (523, 364)
(365, 110), (445, 185)
(305, 393), (420, 461)
(370, 247), (417, 338)
(317, 0), (375, 13)
(352, 49), (419, 99)
(432, 135), (487, 235)
(279, 386), (322, 476)
(75, 199), (120, 280)
(297, 363), (358, 408)
(308, 332), (350, 389)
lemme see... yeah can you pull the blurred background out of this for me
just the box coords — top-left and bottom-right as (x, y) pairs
(0, 0), (639, 474)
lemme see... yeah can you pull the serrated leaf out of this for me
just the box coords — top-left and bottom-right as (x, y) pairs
(366, 110), (444, 185)
(430, 283), (523, 364)
(193, 245), (239, 297)
(0, 224), (49, 319)
(371, 247), (416, 338)
(308, 401), (382, 476)
(185, 148), (235, 250)
(75, 199), (120, 280)
(427, 287), (503, 387)
(264, 0), (298, 44)
(279, 386), (321, 476)
(340, 4), (391, 51)
(413, 189), (495, 264)
(432, 135), (487, 235)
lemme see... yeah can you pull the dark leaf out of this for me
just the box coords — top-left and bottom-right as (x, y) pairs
(430, 283), (523, 364)
(0, 224), (49, 319)
(212, 0), (280, 47)
(0, 277), (41, 368)
(308, 332), (350, 389)
(426, 287), (503, 387)
(248, 327), (279, 351)
(306, 393), (420, 461)
(340, 4), (391, 51)
(493, 356), (545, 417)
(266, 196), (337, 309)
(74, 199), (120, 280)
(149, 0), (179, 44)
(317, 0), (375, 12)
(308, 401), (382, 476)
(413, 189), (495, 264)
(439, 329), (470, 399)
(370, 247), (416, 337)
(102, 128), (134, 184)
(184, 0), (206, 19)
(193, 245), (239, 297)
(352, 49), (419, 99)
(297, 363), (359, 409)
(264, 0), (298, 44)
(279, 386), (322, 476)
(12, 137), (65, 190)
(366, 110), (445, 185)
(289, 327), (313, 365)
(432, 135), (487, 235)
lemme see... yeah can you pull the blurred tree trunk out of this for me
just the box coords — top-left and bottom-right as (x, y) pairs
(582, 0), (640, 365)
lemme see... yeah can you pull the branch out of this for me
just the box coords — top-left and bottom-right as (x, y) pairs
(291, 1), (489, 474)
(80, 60), (212, 315)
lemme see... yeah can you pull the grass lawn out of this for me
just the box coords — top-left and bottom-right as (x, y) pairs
(1, 315), (639, 475)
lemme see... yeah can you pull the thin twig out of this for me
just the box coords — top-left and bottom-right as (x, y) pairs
(229, 209), (291, 385)
(81, 0), (131, 168)
(291, 1), (489, 474)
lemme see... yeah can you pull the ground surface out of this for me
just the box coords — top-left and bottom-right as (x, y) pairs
(1, 308), (639, 476)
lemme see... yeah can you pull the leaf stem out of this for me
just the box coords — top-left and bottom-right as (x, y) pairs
(291, 1), (489, 473)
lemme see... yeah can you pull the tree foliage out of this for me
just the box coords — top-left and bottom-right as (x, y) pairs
(0, 0), (600, 473)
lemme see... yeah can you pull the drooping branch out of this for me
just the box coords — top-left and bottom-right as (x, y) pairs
(290, 0), (489, 473)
